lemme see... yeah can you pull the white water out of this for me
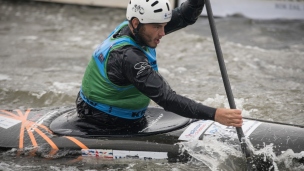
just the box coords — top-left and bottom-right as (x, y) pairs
(179, 108), (304, 170)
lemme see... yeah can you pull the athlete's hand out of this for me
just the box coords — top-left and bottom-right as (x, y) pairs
(214, 108), (243, 127)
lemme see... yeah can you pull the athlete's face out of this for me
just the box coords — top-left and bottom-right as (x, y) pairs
(138, 23), (167, 48)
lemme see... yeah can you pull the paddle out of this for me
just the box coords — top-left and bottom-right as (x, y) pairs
(204, 0), (256, 170)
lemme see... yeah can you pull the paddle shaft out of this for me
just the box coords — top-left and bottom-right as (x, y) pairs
(204, 0), (254, 163)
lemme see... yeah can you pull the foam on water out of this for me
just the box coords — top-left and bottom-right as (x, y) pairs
(180, 135), (244, 170)
(0, 89), (76, 109)
(179, 127), (304, 171)
(51, 82), (81, 92)
(0, 74), (11, 81)
(202, 94), (256, 118)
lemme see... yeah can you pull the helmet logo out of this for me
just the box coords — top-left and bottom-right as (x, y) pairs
(163, 11), (172, 20)
(132, 4), (145, 15)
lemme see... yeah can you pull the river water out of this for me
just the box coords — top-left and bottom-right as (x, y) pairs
(0, 1), (303, 171)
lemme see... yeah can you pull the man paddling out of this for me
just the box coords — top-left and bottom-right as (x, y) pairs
(76, 0), (243, 129)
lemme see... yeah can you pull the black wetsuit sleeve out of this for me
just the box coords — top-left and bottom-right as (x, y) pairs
(165, 0), (205, 34)
(122, 47), (216, 120)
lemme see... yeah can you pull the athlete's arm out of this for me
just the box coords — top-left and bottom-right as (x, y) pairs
(122, 47), (216, 120)
(165, 0), (204, 34)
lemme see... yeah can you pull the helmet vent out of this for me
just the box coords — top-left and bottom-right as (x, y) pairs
(166, 3), (169, 11)
(151, 1), (159, 7)
(127, 0), (172, 23)
(154, 9), (163, 13)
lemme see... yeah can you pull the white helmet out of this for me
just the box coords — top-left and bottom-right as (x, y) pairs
(126, 0), (172, 24)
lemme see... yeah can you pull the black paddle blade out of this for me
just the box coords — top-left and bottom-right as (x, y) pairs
(240, 137), (252, 158)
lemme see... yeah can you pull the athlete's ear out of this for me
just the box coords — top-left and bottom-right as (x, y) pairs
(131, 17), (140, 29)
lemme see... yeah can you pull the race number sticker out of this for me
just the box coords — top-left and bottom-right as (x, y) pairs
(81, 149), (113, 158)
(0, 116), (21, 129)
(113, 150), (167, 160)
(242, 119), (262, 137)
(178, 120), (214, 141)
(81, 149), (168, 160)
(204, 119), (261, 137)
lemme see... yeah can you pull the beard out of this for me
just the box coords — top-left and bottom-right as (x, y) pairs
(136, 26), (157, 48)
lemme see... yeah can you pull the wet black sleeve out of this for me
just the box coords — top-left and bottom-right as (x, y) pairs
(165, 0), (205, 34)
(122, 47), (216, 120)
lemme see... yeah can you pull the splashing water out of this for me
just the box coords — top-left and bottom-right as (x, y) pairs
(250, 143), (304, 171)
(180, 136), (246, 170)
(179, 124), (304, 171)
(202, 94), (258, 118)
